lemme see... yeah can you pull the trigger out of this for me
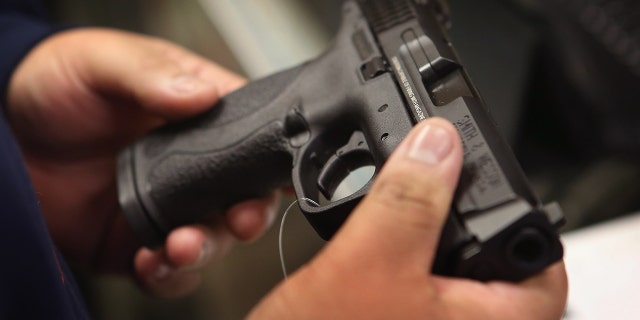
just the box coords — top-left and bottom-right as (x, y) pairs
(317, 131), (373, 201)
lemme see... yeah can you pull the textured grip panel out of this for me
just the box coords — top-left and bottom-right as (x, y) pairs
(142, 66), (303, 158)
(118, 66), (303, 247)
(147, 123), (292, 228)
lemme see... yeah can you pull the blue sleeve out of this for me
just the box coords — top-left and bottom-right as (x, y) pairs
(0, 105), (92, 320)
(0, 0), (56, 105)
(0, 1), (91, 319)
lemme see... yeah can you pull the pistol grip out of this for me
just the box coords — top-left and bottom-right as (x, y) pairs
(117, 66), (303, 247)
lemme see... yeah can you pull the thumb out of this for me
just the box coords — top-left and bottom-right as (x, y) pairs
(71, 28), (245, 120)
(331, 117), (463, 270)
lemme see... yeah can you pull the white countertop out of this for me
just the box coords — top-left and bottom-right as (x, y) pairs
(562, 213), (640, 319)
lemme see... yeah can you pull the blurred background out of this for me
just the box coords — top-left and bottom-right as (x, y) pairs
(45, 0), (640, 319)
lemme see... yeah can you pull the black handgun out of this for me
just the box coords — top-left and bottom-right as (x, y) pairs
(117, 0), (564, 282)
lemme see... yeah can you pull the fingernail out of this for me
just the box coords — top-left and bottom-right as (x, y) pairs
(408, 123), (453, 164)
(171, 74), (201, 94)
(186, 236), (216, 270)
(264, 197), (280, 229)
(153, 263), (173, 281)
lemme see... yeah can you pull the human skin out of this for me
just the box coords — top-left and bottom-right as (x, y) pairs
(6, 28), (280, 297)
(6, 27), (568, 316)
(249, 118), (568, 320)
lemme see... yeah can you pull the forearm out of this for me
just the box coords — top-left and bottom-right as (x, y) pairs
(0, 0), (55, 105)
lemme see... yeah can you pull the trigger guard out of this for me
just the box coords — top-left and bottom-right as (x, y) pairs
(317, 131), (372, 200)
(299, 187), (370, 240)
(291, 129), (375, 241)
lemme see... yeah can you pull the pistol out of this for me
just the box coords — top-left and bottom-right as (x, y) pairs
(117, 0), (564, 282)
